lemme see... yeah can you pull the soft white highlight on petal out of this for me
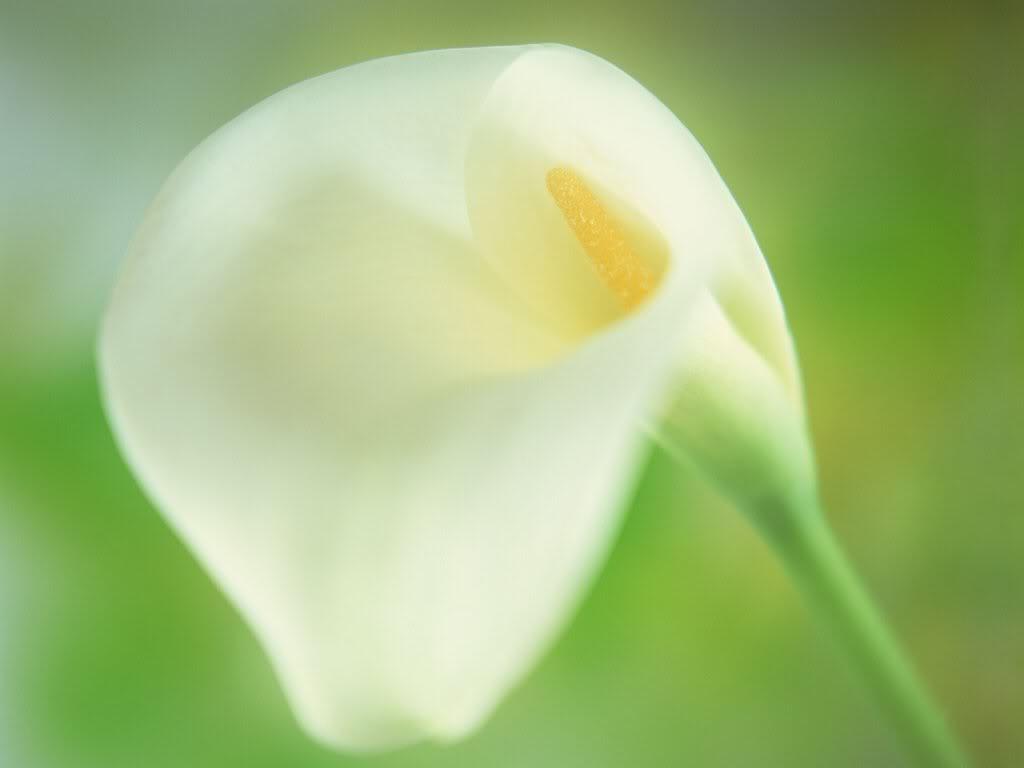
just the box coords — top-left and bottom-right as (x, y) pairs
(99, 44), (803, 752)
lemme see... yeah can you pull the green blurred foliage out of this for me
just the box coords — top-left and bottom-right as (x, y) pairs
(1, 1), (1022, 766)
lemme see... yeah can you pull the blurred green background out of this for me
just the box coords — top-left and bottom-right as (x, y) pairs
(1, 1), (1022, 766)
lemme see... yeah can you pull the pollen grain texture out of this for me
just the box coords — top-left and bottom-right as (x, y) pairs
(545, 166), (653, 309)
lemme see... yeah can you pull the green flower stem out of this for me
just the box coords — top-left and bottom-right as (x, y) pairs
(755, 496), (969, 767)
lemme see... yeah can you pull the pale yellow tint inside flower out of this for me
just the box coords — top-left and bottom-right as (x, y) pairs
(546, 167), (655, 309)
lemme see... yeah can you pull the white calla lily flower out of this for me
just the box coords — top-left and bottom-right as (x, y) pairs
(100, 43), (803, 751)
(102, 45), (965, 762)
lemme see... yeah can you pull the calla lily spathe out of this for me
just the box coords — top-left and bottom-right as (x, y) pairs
(100, 45), (808, 751)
